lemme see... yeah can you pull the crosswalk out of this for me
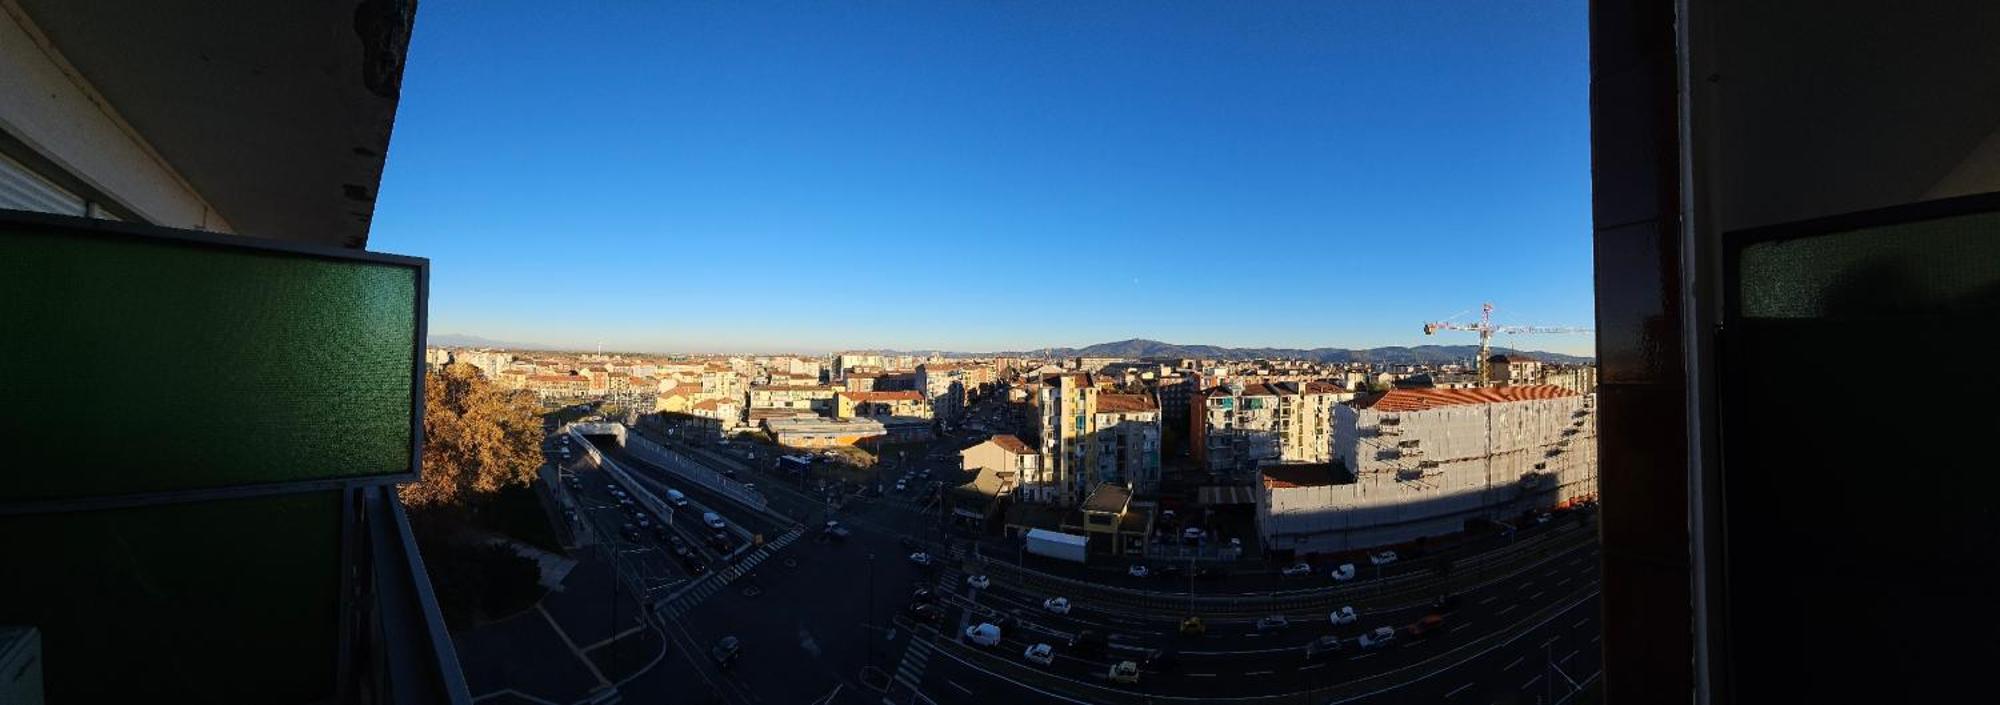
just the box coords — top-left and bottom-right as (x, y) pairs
(892, 634), (935, 691)
(653, 526), (804, 620)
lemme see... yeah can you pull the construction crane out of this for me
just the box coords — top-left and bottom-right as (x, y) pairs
(1422, 303), (1592, 387)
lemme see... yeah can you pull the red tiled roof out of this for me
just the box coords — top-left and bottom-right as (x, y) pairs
(691, 399), (723, 411)
(1096, 394), (1157, 413)
(988, 434), (1034, 454)
(1302, 381), (1351, 395)
(1353, 385), (1577, 412)
(843, 391), (924, 402)
(757, 385), (835, 392)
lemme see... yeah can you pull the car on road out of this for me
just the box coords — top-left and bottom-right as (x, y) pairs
(1108, 660), (1141, 684)
(821, 521), (851, 541)
(1042, 597), (1072, 615)
(1305, 635), (1345, 660)
(1181, 527), (1204, 543)
(1329, 606), (1357, 625)
(1143, 648), (1181, 673)
(684, 559), (707, 575)
(1126, 565), (1150, 578)
(1359, 626), (1397, 650)
(1178, 617), (1206, 636)
(619, 523), (640, 541)
(965, 574), (990, 590)
(1535, 511), (1552, 524)
(909, 552), (932, 566)
(1067, 629), (1108, 657)
(703, 512), (726, 530)
(1331, 563), (1357, 581)
(1430, 594), (1462, 613)
(635, 516), (652, 529)
(1369, 550), (1400, 566)
(1156, 564), (1184, 580)
(911, 587), (935, 603)
(1256, 615), (1290, 632)
(906, 603), (942, 624)
(651, 524), (672, 541)
(711, 636), (741, 667)
(964, 623), (1002, 647)
(707, 533), (732, 552)
(1406, 614), (1446, 639)
(894, 480), (907, 492)
(1022, 643), (1054, 666)
(1281, 562), (1314, 577)
(665, 489), (688, 506)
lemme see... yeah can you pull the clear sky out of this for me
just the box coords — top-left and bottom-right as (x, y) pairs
(370, 1), (1594, 356)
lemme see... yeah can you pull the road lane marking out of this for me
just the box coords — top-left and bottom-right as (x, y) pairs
(1348, 652), (1379, 661)
(1520, 581), (1534, 590)
(1479, 596), (1498, 605)
(1498, 605), (1518, 616)
(1591, 634), (1601, 644)
(1542, 637), (1559, 649)
(1572, 618), (1588, 629)
(1522, 674), (1544, 690)
(1557, 578), (1572, 587)
(947, 680), (971, 695)
(1503, 656), (1524, 671)
(1299, 663), (1326, 670)
(1189, 673), (1216, 678)
(1562, 650), (1577, 664)
(1246, 670), (1274, 676)
(1445, 683), (1474, 698)
(1450, 623), (1471, 633)
(1529, 591), (1546, 601)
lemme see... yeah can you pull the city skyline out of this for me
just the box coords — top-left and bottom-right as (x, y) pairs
(426, 331), (1596, 361)
(369, 1), (1594, 356)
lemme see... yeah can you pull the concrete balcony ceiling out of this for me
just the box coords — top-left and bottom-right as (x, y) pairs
(14, 0), (414, 248)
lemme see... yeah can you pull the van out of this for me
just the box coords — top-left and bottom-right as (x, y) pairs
(666, 489), (688, 507)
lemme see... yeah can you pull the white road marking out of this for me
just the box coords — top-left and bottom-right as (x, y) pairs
(1189, 673), (1217, 678)
(1503, 656), (1524, 671)
(1450, 623), (1471, 633)
(1529, 591), (1546, 601)
(1498, 605), (1519, 616)
(1479, 596), (1498, 605)
(1520, 581), (1535, 590)
(1348, 652), (1379, 661)
(1246, 670), (1274, 676)
(948, 681), (971, 695)
(1299, 663), (1326, 670)
(1572, 618), (1588, 629)
(1445, 683), (1474, 698)
(1558, 578), (1573, 587)
(1562, 650), (1578, 663)
(1522, 674), (1544, 690)
(1591, 634), (1602, 644)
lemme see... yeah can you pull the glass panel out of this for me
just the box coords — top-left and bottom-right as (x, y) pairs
(1739, 208), (2000, 320)
(0, 491), (341, 702)
(0, 223), (418, 500)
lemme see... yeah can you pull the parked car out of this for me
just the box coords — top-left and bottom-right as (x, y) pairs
(964, 623), (1002, 647)
(1022, 643), (1055, 666)
(1329, 606), (1357, 625)
(1108, 660), (1141, 684)
(965, 574), (990, 590)
(1255, 615), (1289, 632)
(1358, 626), (1397, 650)
(1042, 597), (1072, 615)
(1331, 563), (1357, 581)
(1369, 550), (1400, 566)
(1281, 562), (1314, 577)
(1127, 565), (1150, 578)
(909, 552), (933, 566)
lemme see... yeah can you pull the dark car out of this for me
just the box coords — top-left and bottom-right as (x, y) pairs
(899, 537), (922, 552)
(709, 533), (732, 552)
(619, 523), (640, 541)
(652, 524), (672, 541)
(1430, 594), (1462, 613)
(1145, 649), (1182, 673)
(911, 587), (935, 603)
(711, 636), (741, 667)
(1155, 564), (1184, 580)
(1305, 635), (1344, 660)
(685, 559), (708, 575)
(1068, 629), (1108, 657)
(906, 603), (942, 623)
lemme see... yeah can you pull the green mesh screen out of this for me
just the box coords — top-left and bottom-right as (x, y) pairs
(0, 222), (418, 500)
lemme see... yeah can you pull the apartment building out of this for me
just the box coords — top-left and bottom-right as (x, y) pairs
(1030, 374), (1162, 504)
(1193, 380), (1353, 476)
(1488, 355), (1544, 385)
(834, 390), (932, 419)
(746, 384), (838, 415)
(1254, 386), (1598, 553)
(834, 352), (885, 375)
(917, 362), (967, 422)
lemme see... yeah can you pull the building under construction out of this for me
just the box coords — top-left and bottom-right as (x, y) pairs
(1254, 385), (1598, 554)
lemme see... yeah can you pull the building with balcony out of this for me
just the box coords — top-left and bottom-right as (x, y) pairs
(834, 390), (932, 420)
(746, 384), (838, 415)
(1030, 374), (1162, 504)
(1193, 380), (1353, 476)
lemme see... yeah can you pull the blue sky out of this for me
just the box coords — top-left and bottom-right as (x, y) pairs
(371, 1), (1594, 356)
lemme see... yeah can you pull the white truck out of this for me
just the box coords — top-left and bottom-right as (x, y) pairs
(1023, 528), (1088, 564)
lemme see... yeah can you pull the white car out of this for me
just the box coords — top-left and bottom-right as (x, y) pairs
(965, 623), (1002, 647)
(703, 512), (726, 530)
(1043, 597), (1072, 615)
(1182, 527), (1204, 542)
(1127, 565), (1150, 578)
(966, 574), (990, 590)
(1255, 615), (1289, 632)
(1329, 606), (1357, 625)
(1281, 562), (1313, 577)
(1108, 660), (1141, 684)
(909, 552), (933, 566)
(1022, 643), (1054, 666)
(1331, 563), (1357, 581)
(1535, 512), (1552, 524)
(1358, 626), (1397, 650)
(1369, 550), (1399, 566)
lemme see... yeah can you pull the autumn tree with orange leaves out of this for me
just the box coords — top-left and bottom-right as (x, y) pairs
(401, 362), (542, 509)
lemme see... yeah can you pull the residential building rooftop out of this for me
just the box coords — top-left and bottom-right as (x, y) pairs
(1353, 384), (1579, 412)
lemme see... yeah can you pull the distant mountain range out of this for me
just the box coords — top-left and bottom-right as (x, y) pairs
(429, 334), (1592, 365)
